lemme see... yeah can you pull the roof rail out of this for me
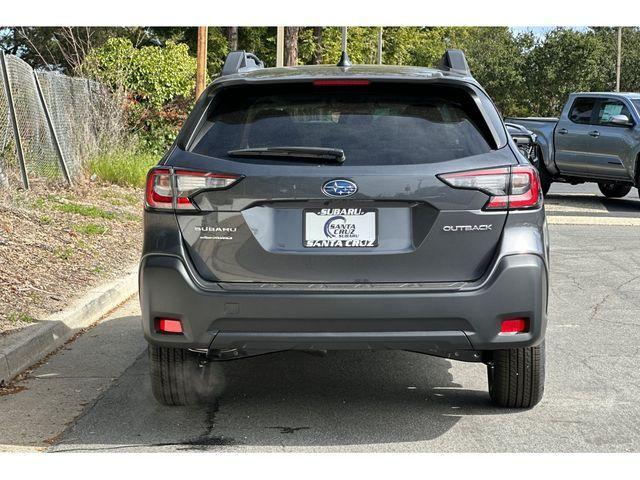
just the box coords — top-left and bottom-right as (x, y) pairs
(221, 50), (265, 76)
(437, 49), (471, 76)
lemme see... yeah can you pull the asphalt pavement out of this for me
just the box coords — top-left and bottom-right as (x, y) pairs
(1, 185), (639, 452)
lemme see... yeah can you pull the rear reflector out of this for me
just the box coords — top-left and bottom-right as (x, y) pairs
(145, 167), (242, 211)
(313, 79), (371, 87)
(156, 318), (183, 334)
(438, 165), (542, 211)
(500, 318), (529, 334)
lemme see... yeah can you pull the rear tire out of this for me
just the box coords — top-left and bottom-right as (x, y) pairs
(149, 345), (223, 406)
(598, 182), (632, 198)
(487, 342), (545, 408)
(535, 149), (552, 196)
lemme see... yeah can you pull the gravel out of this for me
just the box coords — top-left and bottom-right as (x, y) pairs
(0, 179), (142, 335)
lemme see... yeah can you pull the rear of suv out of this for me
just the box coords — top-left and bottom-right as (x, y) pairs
(140, 49), (549, 408)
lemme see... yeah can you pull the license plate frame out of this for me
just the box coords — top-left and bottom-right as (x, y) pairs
(303, 208), (378, 248)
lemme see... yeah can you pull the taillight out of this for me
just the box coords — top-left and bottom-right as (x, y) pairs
(438, 165), (542, 211)
(174, 170), (241, 210)
(506, 166), (541, 210)
(145, 167), (242, 211)
(146, 168), (172, 210)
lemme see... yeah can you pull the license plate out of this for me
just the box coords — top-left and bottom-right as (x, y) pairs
(303, 208), (377, 248)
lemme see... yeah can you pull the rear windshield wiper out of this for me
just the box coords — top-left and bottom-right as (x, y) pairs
(227, 146), (345, 164)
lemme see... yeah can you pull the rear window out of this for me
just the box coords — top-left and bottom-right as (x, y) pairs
(190, 83), (495, 165)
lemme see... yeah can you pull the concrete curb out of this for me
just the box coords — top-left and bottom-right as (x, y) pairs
(0, 266), (138, 386)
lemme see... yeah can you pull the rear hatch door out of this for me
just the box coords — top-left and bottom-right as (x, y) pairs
(171, 81), (516, 283)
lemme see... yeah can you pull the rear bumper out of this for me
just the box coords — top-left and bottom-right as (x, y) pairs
(139, 253), (548, 361)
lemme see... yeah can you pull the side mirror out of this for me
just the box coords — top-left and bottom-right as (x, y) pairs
(610, 114), (634, 126)
(511, 135), (530, 146)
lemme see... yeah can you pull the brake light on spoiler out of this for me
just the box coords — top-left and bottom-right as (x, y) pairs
(438, 165), (542, 211)
(313, 79), (371, 87)
(145, 168), (242, 211)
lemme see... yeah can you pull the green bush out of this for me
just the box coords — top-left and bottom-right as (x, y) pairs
(88, 151), (158, 188)
(84, 38), (197, 154)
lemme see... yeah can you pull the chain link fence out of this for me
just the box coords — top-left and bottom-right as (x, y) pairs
(0, 52), (124, 189)
(0, 68), (12, 188)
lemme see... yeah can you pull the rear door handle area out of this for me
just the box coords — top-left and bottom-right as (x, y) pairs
(589, 130), (600, 138)
(558, 128), (568, 135)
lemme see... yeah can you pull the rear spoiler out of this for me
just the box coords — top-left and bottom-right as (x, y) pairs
(221, 50), (265, 76)
(437, 49), (471, 76)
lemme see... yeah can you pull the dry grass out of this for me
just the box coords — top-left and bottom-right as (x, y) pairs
(0, 178), (143, 335)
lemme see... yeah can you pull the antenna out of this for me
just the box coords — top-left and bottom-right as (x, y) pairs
(337, 26), (352, 67)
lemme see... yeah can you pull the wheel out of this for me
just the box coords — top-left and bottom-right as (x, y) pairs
(535, 149), (552, 196)
(598, 182), (632, 198)
(487, 342), (545, 408)
(149, 345), (224, 406)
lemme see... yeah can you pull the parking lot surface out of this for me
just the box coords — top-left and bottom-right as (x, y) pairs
(1, 188), (639, 453)
(546, 183), (640, 225)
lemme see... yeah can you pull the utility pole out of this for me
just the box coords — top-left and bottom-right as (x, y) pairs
(276, 26), (285, 67)
(377, 27), (383, 65)
(616, 26), (622, 92)
(196, 26), (208, 100)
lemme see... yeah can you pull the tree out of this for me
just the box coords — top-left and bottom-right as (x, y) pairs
(83, 37), (197, 153)
(149, 27), (229, 76)
(0, 27), (152, 74)
(7, 25), (634, 120)
(444, 27), (532, 116)
(284, 27), (300, 66)
(227, 27), (238, 51)
(313, 27), (323, 64)
(592, 27), (640, 93)
(620, 28), (640, 92)
(238, 27), (277, 67)
(523, 28), (611, 116)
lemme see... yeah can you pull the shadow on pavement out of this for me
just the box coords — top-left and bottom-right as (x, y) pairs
(51, 346), (519, 451)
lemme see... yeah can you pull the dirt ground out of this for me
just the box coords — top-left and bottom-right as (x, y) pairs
(0, 179), (143, 335)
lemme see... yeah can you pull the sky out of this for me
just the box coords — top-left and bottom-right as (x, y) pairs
(510, 26), (588, 39)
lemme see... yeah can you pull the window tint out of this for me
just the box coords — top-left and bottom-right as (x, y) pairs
(191, 84), (495, 166)
(569, 98), (596, 124)
(633, 100), (640, 114)
(597, 99), (632, 125)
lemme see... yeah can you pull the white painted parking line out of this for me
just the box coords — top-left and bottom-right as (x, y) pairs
(547, 193), (598, 197)
(544, 198), (608, 213)
(547, 215), (640, 226)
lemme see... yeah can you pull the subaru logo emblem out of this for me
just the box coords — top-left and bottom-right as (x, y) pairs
(322, 179), (358, 198)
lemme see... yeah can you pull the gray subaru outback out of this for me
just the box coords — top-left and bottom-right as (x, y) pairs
(140, 49), (549, 408)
